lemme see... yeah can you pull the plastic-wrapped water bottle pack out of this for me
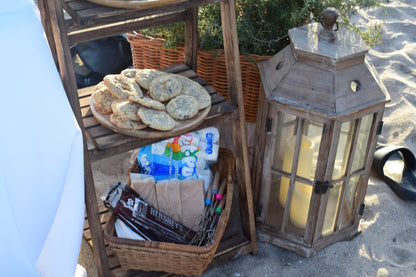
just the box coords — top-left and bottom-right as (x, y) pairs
(137, 127), (220, 191)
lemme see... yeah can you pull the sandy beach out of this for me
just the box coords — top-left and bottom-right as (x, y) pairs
(79, 0), (416, 276)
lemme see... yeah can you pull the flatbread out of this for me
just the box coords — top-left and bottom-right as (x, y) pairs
(138, 107), (176, 131)
(111, 99), (141, 121)
(166, 95), (199, 120)
(149, 74), (182, 102)
(109, 114), (147, 130)
(92, 81), (117, 114)
(104, 74), (143, 99)
(180, 179), (205, 230)
(176, 75), (211, 109)
(135, 69), (167, 90)
(128, 95), (165, 111)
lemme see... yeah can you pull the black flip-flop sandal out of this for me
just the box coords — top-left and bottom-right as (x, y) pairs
(372, 146), (416, 201)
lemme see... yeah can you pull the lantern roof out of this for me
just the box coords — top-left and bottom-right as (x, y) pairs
(259, 9), (390, 118)
(289, 23), (368, 70)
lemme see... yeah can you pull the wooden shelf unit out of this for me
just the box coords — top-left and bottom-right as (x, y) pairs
(38, 1), (257, 276)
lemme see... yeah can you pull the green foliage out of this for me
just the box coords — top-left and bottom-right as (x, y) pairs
(140, 22), (185, 49)
(236, 0), (308, 56)
(142, 0), (385, 56)
(349, 22), (384, 48)
(198, 4), (223, 51)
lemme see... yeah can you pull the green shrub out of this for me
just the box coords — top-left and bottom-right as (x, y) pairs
(141, 0), (384, 56)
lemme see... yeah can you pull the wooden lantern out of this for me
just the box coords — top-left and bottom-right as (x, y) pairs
(253, 8), (390, 257)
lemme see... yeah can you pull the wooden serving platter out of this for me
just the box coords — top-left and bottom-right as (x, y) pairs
(90, 96), (210, 139)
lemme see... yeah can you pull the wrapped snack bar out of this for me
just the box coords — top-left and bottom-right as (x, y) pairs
(103, 181), (195, 244)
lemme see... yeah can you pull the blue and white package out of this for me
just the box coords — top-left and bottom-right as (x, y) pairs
(197, 127), (219, 144)
(196, 127), (220, 162)
(137, 127), (220, 187)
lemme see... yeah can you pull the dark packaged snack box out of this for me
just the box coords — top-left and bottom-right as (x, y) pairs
(103, 181), (195, 244)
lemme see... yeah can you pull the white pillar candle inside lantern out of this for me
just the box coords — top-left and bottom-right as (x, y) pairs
(279, 135), (314, 206)
(279, 135), (314, 228)
(253, 7), (390, 257)
(290, 182), (313, 228)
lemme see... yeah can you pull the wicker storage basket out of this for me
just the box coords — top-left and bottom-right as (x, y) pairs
(127, 32), (270, 123)
(104, 148), (235, 276)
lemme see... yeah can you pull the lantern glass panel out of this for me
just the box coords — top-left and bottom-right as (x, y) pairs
(268, 110), (324, 232)
(264, 174), (284, 229)
(289, 180), (314, 230)
(333, 121), (354, 180)
(351, 114), (373, 172)
(275, 117), (323, 202)
(286, 121), (323, 230)
(272, 112), (297, 173)
(322, 181), (342, 236)
(340, 175), (362, 229)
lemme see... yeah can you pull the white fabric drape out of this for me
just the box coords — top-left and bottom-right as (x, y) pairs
(0, 1), (85, 276)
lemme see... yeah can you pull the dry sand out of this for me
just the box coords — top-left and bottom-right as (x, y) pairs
(79, 0), (416, 276)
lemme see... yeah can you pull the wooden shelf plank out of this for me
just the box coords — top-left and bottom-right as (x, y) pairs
(63, 0), (220, 43)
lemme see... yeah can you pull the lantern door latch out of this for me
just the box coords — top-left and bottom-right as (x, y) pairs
(266, 118), (272, 132)
(359, 203), (365, 215)
(314, 181), (333, 194)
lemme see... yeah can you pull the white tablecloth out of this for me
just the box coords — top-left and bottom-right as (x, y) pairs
(0, 1), (85, 276)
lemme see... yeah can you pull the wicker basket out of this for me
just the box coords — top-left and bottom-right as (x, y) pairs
(127, 32), (270, 123)
(104, 148), (235, 276)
